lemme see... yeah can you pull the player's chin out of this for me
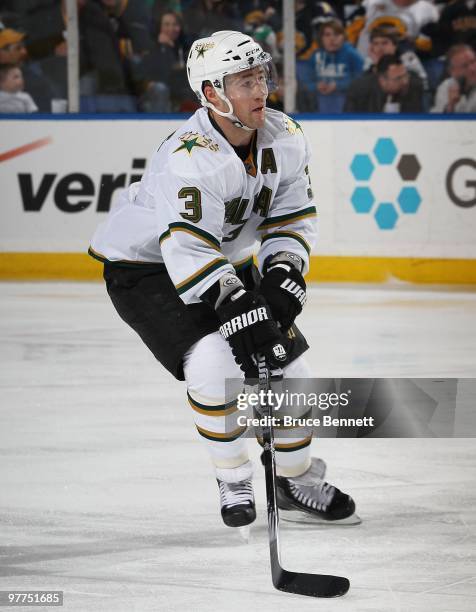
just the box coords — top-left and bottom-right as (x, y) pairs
(248, 106), (266, 128)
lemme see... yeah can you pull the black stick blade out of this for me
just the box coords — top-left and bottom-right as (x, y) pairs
(256, 355), (351, 599)
(274, 566), (350, 598)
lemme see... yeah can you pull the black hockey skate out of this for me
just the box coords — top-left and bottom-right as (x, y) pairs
(261, 454), (360, 524)
(277, 458), (359, 524)
(216, 462), (256, 528)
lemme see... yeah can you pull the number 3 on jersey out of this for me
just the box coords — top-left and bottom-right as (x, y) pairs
(179, 187), (202, 222)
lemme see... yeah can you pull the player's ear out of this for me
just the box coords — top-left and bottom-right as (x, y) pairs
(202, 80), (216, 104)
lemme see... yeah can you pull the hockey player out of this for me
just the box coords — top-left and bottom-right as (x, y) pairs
(89, 30), (356, 529)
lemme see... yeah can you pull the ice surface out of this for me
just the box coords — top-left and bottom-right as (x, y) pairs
(0, 282), (475, 611)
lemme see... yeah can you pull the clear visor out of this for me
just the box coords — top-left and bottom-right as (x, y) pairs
(224, 61), (278, 101)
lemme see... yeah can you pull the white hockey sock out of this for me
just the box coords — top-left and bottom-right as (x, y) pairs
(216, 460), (253, 483)
(188, 390), (250, 469)
(275, 355), (313, 476)
(274, 443), (311, 477)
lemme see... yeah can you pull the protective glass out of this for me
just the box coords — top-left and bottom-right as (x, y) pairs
(224, 62), (278, 101)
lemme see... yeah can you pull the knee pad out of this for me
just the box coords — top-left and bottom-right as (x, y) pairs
(183, 332), (244, 403)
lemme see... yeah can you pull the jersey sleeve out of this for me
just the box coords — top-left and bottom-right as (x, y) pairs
(257, 128), (317, 275)
(156, 158), (236, 304)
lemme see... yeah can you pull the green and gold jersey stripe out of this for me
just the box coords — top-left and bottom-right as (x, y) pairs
(196, 424), (247, 442)
(88, 246), (107, 263)
(159, 222), (220, 250)
(258, 206), (317, 230)
(176, 257), (229, 295)
(232, 255), (254, 272)
(87, 247), (164, 268)
(261, 231), (311, 256)
(187, 392), (238, 416)
(256, 434), (312, 452)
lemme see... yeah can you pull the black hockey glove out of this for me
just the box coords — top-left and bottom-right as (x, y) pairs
(260, 252), (307, 331)
(217, 290), (288, 378)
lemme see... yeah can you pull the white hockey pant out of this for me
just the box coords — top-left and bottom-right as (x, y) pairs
(183, 331), (313, 477)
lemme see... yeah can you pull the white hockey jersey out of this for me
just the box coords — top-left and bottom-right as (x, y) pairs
(90, 107), (317, 305)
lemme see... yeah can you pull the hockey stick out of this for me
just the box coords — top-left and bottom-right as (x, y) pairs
(257, 354), (350, 598)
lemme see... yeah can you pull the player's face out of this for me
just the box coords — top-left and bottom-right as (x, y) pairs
(225, 66), (268, 129)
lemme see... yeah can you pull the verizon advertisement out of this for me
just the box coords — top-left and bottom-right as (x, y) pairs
(1, 118), (475, 258)
(0, 120), (180, 252)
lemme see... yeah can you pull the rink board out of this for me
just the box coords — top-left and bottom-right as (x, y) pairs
(1, 116), (475, 282)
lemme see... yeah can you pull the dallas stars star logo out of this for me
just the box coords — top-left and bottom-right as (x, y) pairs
(195, 42), (214, 59)
(284, 115), (302, 135)
(173, 136), (205, 155)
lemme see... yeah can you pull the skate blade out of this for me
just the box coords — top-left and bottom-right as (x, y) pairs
(237, 525), (251, 542)
(280, 509), (362, 525)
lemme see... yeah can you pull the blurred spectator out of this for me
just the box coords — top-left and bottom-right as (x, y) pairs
(344, 53), (424, 112)
(1, 0), (66, 61)
(267, 60), (284, 111)
(0, 7), (20, 31)
(77, 0), (149, 110)
(156, 9), (187, 64)
(431, 44), (476, 112)
(324, 0), (346, 23)
(346, 0), (438, 59)
(0, 26), (56, 111)
(38, 37), (68, 101)
(422, 0), (476, 58)
(277, 0), (337, 61)
(244, 8), (280, 59)
(0, 2), (69, 103)
(312, 18), (364, 113)
(94, 0), (152, 56)
(275, 1), (337, 112)
(366, 26), (428, 89)
(0, 62), (38, 112)
(294, 0), (319, 60)
(151, 0), (183, 20)
(150, 1), (183, 38)
(1, 1), (148, 111)
(182, 0), (242, 40)
(241, 0), (280, 24)
(136, 10), (190, 111)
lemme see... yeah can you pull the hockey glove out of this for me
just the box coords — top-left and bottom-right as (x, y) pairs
(216, 289), (288, 379)
(260, 252), (307, 331)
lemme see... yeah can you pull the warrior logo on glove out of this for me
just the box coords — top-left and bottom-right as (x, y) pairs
(260, 251), (307, 331)
(219, 307), (269, 339)
(280, 278), (306, 307)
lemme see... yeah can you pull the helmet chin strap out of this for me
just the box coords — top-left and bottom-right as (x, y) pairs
(205, 89), (255, 132)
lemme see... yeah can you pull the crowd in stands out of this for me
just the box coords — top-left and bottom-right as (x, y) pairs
(0, 0), (475, 114)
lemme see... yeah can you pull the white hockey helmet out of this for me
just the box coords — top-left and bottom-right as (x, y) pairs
(186, 30), (275, 129)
